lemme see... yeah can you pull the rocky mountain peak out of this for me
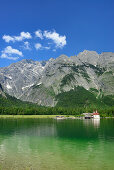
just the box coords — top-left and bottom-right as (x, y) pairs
(0, 50), (114, 106)
(57, 54), (69, 59)
(77, 50), (99, 65)
(55, 55), (70, 65)
(99, 52), (114, 67)
(21, 59), (34, 63)
(80, 50), (98, 55)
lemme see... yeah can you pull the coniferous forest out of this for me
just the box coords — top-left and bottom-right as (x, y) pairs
(0, 89), (114, 117)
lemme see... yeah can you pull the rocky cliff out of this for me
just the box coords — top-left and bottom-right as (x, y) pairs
(0, 50), (114, 106)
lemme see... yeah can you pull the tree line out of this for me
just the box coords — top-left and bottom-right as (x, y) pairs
(0, 106), (114, 117)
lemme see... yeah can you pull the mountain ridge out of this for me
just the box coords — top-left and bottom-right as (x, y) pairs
(0, 50), (114, 106)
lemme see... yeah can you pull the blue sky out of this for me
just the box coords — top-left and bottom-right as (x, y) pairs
(0, 0), (114, 67)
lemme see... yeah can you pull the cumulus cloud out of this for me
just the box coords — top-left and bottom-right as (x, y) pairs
(35, 30), (43, 39)
(3, 32), (32, 43)
(35, 43), (42, 50)
(35, 29), (67, 49)
(1, 53), (19, 60)
(1, 46), (23, 60)
(2, 35), (15, 43)
(34, 43), (50, 50)
(23, 41), (31, 50)
(3, 46), (23, 56)
(43, 30), (66, 48)
(2, 30), (67, 56)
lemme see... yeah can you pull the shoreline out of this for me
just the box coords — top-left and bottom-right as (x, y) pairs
(0, 115), (114, 119)
(0, 115), (74, 119)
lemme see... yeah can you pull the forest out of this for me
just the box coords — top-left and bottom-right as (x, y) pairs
(0, 91), (114, 117)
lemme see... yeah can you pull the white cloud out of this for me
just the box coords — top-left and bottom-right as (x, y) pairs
(1, 53), (19, 60)
(43, 30), (66, 48)
(3, 46), (23, 56)
(44, 46), (50, 50)
(34, 43), (50, 50)
(2, 35), (15, 43)
(35, 29), (67, 49)
(23, 41), (31, 50)
(2, 30), (67, 54)
(35, 43), (42, 50)
(2, 32), (32, 43)
(35, 30), (43, 39)
(0, 46), (23, 60)
(15, 32), (32, 41)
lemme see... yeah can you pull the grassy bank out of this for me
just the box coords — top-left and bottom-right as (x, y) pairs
(0, 115), (76, 119)
(0, 115), (114, 119)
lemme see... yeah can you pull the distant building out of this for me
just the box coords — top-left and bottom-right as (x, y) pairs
(83, 113), (93, 119)
(93, 110), (100, 119)
(83, 110), (100, 119)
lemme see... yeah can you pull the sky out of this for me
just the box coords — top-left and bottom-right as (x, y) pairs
(0, 0), (114, 67)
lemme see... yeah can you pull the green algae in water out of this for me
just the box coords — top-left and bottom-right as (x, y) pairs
(0, 118), (114, 170)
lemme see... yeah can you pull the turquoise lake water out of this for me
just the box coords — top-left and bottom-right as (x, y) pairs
(0, 118), (114, 170)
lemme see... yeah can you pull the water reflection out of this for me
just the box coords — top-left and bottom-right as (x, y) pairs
(83, 119), (100, 128)
(0, 118), (114, 169)
(92, 119), (100, 128)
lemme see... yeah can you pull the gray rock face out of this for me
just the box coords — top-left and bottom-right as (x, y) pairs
(0, 50), (114, 106)
(99, 52), (114, 67)
(0, 83), (6, 98)
(0, 59), (44, 98)
(77, 50), (99, 66)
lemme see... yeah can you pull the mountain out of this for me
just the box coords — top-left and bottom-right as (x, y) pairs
(0, 50), (114, 107)
(0, 83), (40, 109)
(0, 83), (6, 98)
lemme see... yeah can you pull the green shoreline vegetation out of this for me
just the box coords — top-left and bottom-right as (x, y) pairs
(0, 106), (114, 117)
(0, 114), (114, 119)
(0, 115), (75, 119)
(0, 87), (114, 117)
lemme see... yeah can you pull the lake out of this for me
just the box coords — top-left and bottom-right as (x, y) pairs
(0, 118), (114, 170)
